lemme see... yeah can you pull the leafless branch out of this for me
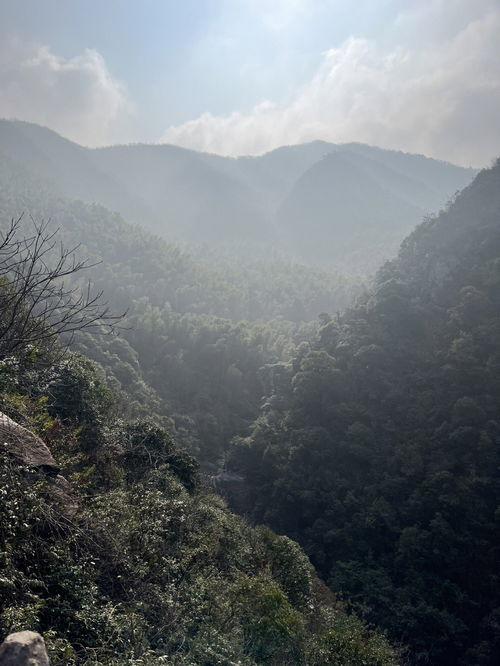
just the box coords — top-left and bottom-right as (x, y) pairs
(0, 215), (126, 360)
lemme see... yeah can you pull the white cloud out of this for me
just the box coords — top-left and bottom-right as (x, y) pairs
(160, 4), (500, 166)
(0, 42), (132, 146)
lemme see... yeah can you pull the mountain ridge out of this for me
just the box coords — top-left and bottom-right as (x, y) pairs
(0, 119), (476, 274)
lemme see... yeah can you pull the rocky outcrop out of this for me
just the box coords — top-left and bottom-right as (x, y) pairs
(0, 411), (77, 515)
(0, 631), (50, 665)
(0, 411), (59, 475)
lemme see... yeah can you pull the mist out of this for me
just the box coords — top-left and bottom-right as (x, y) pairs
(0, 2), (498, 665)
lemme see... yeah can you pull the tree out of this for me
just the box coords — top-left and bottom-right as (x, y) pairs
(0, 215), (123, 360)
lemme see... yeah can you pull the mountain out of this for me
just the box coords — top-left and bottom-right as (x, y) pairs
(0, 119), (476, 273)
(91, 143), (272, 244)
(0, 119), (151, 222)
(0, 264), (398, 666)
(231, 160), (500, 664)
(0, 117), (496, 665)
(275, 144), (478, 271)
(276, 150), (424, 271)
(0, 147), (362, 462)
(0, 122), (406, 666)
(202, 140), (337, 209)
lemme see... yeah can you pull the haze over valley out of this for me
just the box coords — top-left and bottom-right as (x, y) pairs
(0, 2), (498, 665)
(0, 119), (476, 274)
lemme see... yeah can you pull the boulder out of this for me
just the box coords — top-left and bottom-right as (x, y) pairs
(0, 411), (59, 475)
(0, 412), (77, 517)
(0, 631), (50, 665)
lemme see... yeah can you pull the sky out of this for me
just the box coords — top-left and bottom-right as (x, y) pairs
(0, 0), (499, 167)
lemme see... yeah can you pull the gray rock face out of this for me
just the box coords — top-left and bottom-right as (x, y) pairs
(0, 631), (50, 665)
(0, 412), (77, 517)
(0, 411), (59, 474)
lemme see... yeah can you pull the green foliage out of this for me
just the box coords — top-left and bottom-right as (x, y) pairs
(237, 575), (306, 663)
(0, 167), (353, 462)
(234, 161), (500, 664)
(308, 609), (399, 666)
(0, 347), (397, 665)
(0, 121), (491, 666)
(121, 420), (174, 479)
(257, 527), (313, 610)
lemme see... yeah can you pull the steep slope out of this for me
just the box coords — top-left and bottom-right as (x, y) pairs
(233, 160), (500, 664)
(0, 152), (361, 461)
(0, 119), (150, 222)
(90, 143), (271, 244)
(276, 147), (477, 273)
(0, 337), (399, 665)
(276, 150), (425, 271)
(340, 142), (476, 207)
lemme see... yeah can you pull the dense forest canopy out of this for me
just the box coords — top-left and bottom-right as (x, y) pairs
(0, 118), (498, 665)
(0, 137), (405, 665)
(0, 146), (359, 461)
(230, 160), (500, 665)
(0, 325), (398, 665)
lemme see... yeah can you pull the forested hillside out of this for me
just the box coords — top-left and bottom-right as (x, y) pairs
(0, 273), (397, 665)
(0, 120), (475, 273)
(0, 149), (361, 462)
(231, 160), (500, 664)
(2, 0), (499, 664)
(0, 120), (497, 665)
(276, 150), (423, 271)
(0, 127), (403, 664)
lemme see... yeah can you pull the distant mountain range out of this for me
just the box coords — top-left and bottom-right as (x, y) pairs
(0, 119), (476, 274)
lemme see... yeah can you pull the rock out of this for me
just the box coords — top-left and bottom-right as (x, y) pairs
(0, 411), (59, 475)
(0, 631), (50, 665)
(0, 412), (77, 517)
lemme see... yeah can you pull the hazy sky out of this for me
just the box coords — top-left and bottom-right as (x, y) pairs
(0, 0), (499, 166)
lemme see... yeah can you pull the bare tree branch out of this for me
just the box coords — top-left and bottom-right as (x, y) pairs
(0, 215), (126, 360)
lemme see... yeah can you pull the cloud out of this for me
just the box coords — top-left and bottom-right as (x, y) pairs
(0, 42), (132, 146)
(160, 3), (500, 166)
